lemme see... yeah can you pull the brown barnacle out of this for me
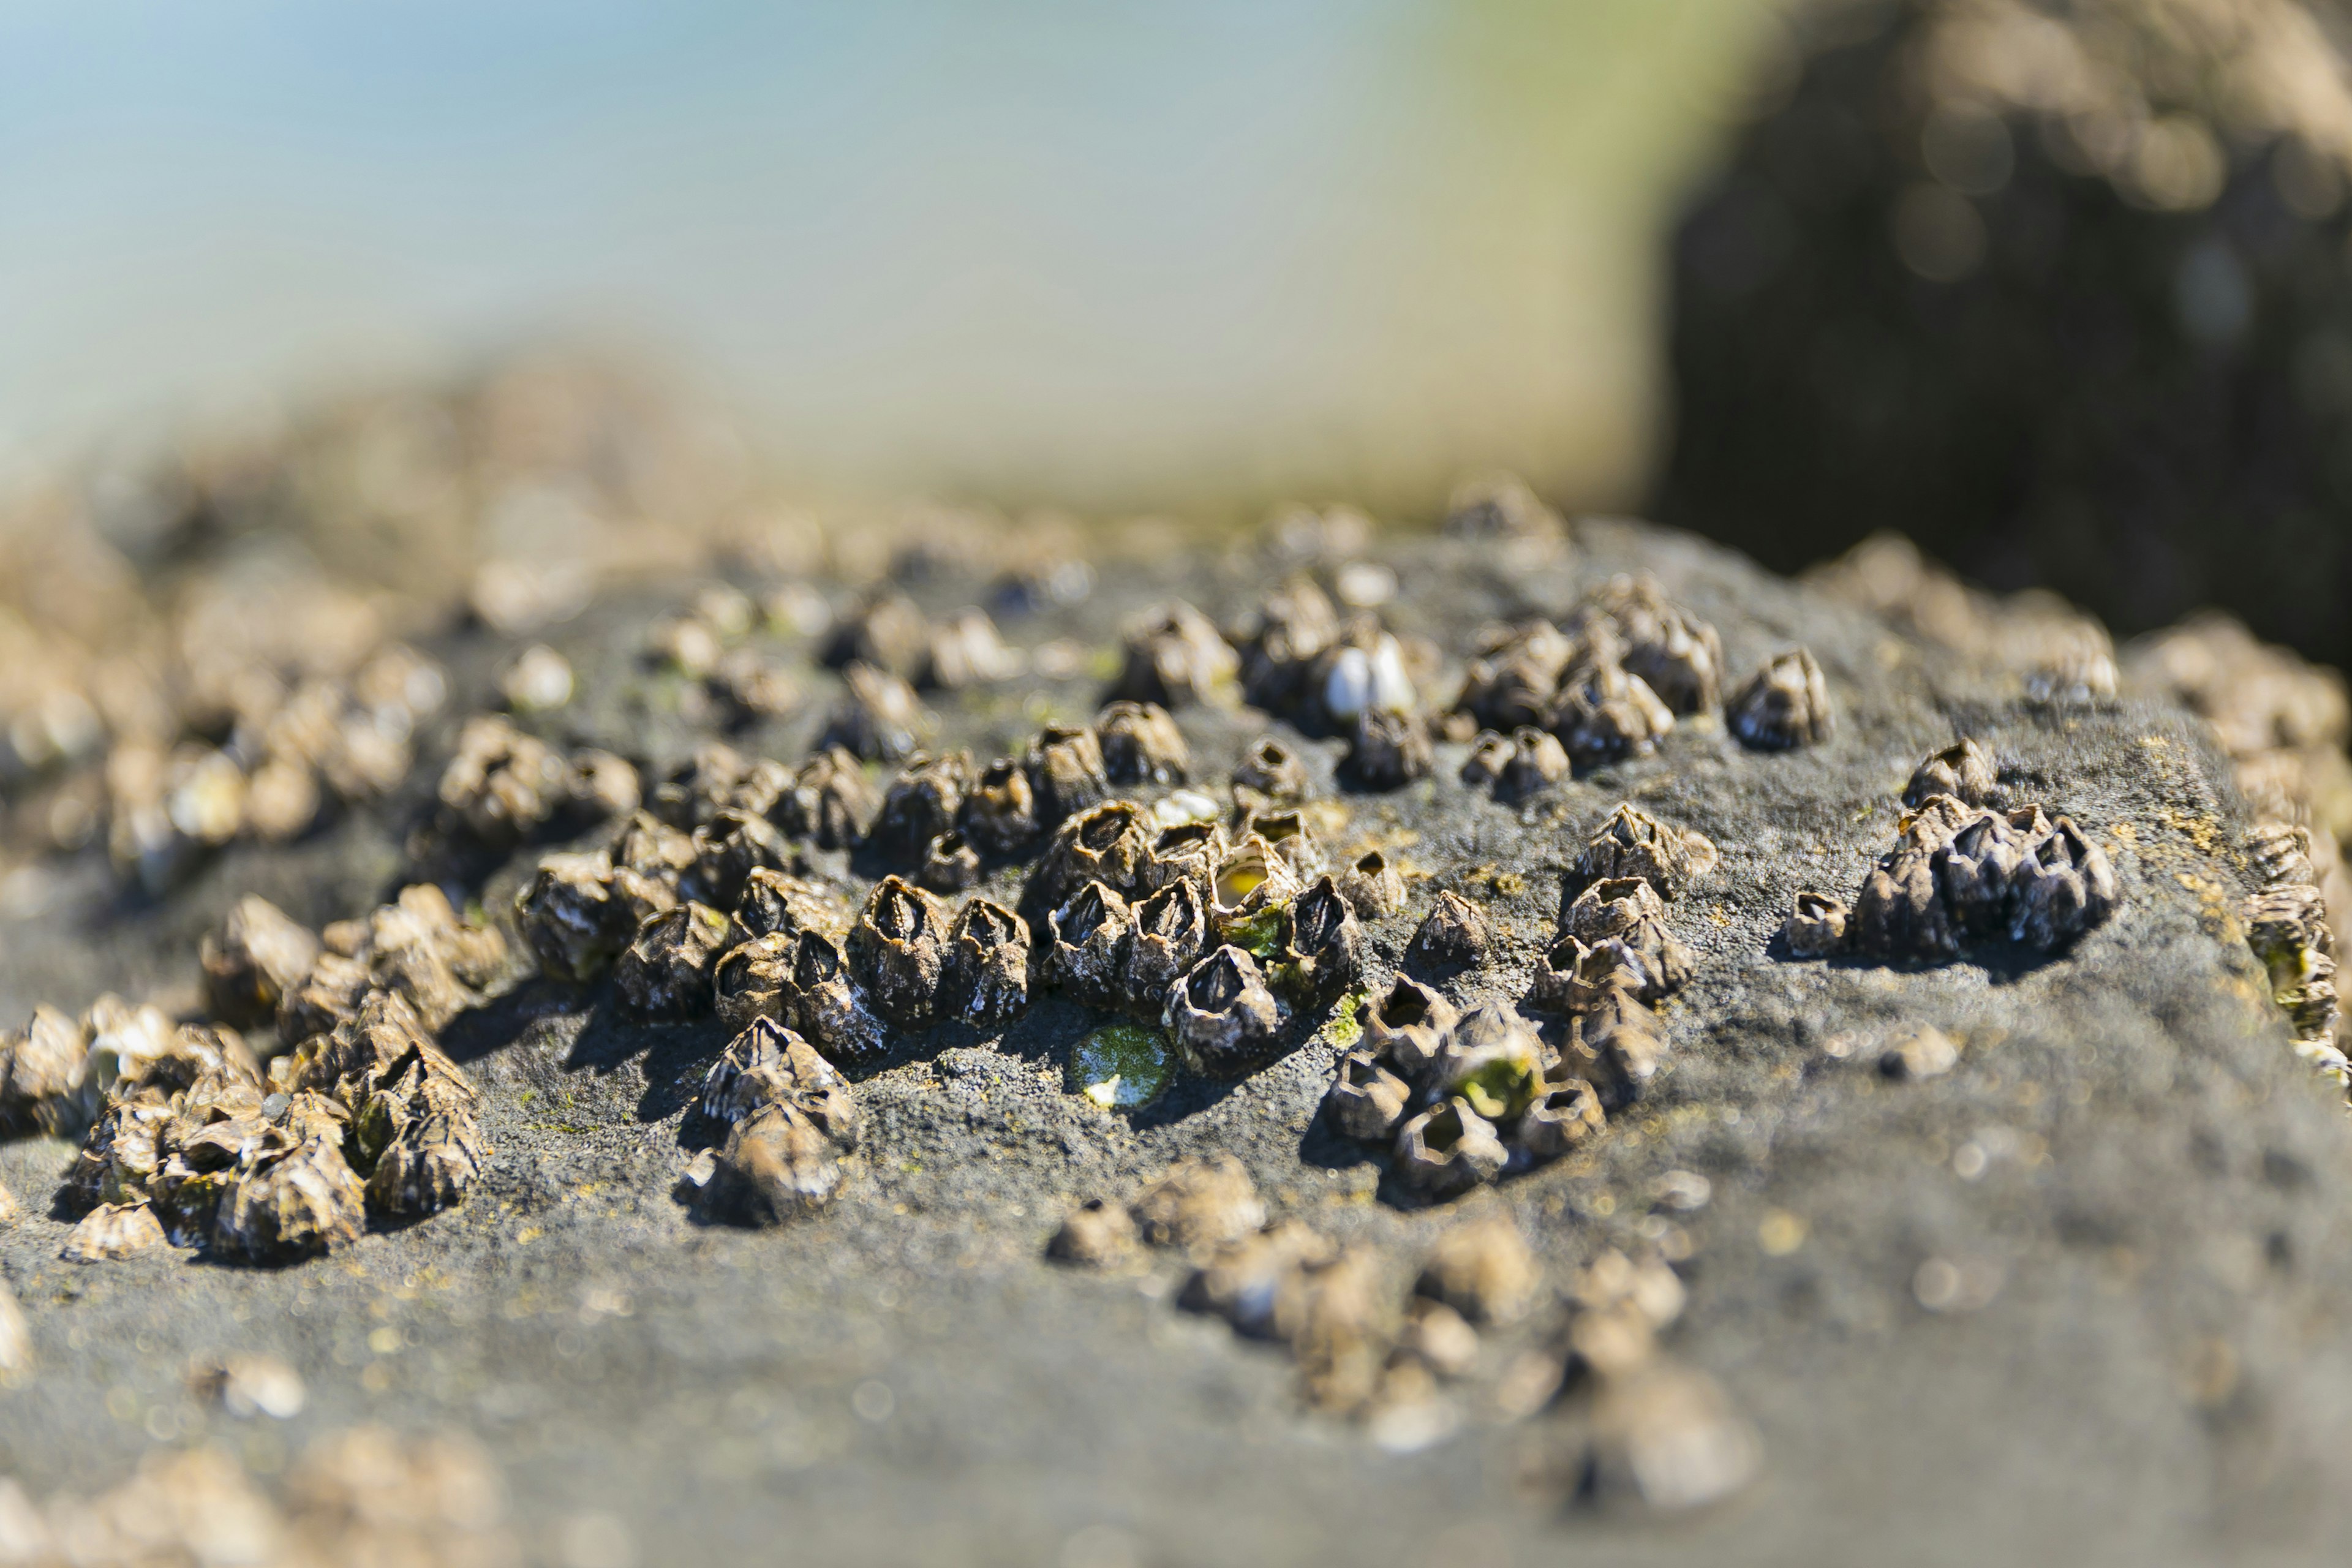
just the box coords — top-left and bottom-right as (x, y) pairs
(1341, 707), (1433, 790)
(2245, 821), (2318, 890)
(1850, 848), (1959, 961)
(1164, 945), (1287, 1077)
(700, 1099), (846, 1226)
(200, 896), (321, 1030)
(940, 897), (1031, 1028)
(2008, 818), (2119, 951)
(823, 586), (931, 679)
(1520, 1076), (1606, 1160)
(1232, 736), (1310, 802)
(1573, 573), (1726, 717)
(276, 950), (374, 1051)
(1310, 620), (1419, 733)
(1180, 1218), (1335, 1338)
(617, 808), (699, 882)
(1577, 981), (1670, 1102)
(567, 747), (643, 821)
(1394, 1098), (1508, 1197)
(924, 606), (1022, 689)
(1456, 622), (1574, 732)
(1, 1004), (93, 1136)
(616, 902), (740, 1021)
(960, 757), (1041, 856)
(437, 714), (571, 845)
(698, 1016), (853, 1131)
(213, 1128), (368, 1263)
(1208, 834), (1301, 949)
(2247, 883), (2334, 989)
(1248, 809), (1325, 878)
(1281, 875), (1363, 1008)
(916, 830), (981, 894)
(714, 932), (797, 1033)
(1554, 660), (1675, 766)
(1406, 890), (1490, 976)
(1728, 647), (1834, 750)
(1131, 1156), (1267, 1256)
(1935, 809), (2035, 938)
(867, 750), (973, 868)
(1417, 1210), (1539, 1325)
(1566, 878), (1692, 992)
(1234, 577), (1342, 712)
(1577, 804), (1719, 900)
(63, 1200), (169, 1263)
(1905, 738), (1999, 809)
(1497, 727), (1570, 801)
(821, 662), (927, 762)
(1096, 700), (1190, 784)
(1145, 820), (1224, 899)
(734, 866), (849, 944)
(1024, 723), (1110, 825)
(1360, 977), (1458, 1078)
(788, 929), (891, 1066)
(1460, 729), (1515, 788)
(1336, 847), (1405, 919)
(649, 743), (752, 829)
(364, 1093), (485, 1219)
(687, 807), (793, 909)
(1781, 892), (1852, 959)
(1044, 880), (1136, 1011)
(2280, 959), (2345, 1049)
(776, 745), (880, 849)
(1428, 1005), (1546, 1125)
(1325, 1049), (1412, 1140)
(64, 1090), (173, 1211)
(1047, 1196), (1140, 1267)
(515, 850), (624, 981)
(1110, 601), (1240, 708)
(1123, 878), (1208, 1015)
(1026, 800), (1155, 918)
(366, 884), (505, 1031)
(846, 876), (951, 1029)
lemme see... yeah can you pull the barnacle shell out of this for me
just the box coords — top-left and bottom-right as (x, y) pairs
(366, 1104), (484, 1218)
(64, 1201), (168, 1263)
(733, 867), (848, 944)
(846, 876), (951, 1029)
(1782, 891), (1852, 958)
(1048, 1196), (1140, 1267)
(1577, 982), (1669, 1101)
(1131, 1154), (1265, 1256)
(1163, 946), (1287, 1077)
(437, 714), (570, 845)
(713, 932), (797, 1033)
(869, 750), (972, 867)
(924, 606), (1022, 689)
(824, 587), (930, 679)
(1555, 660), (1674, 766)
(917, 830), (981, 893)
(1232, 737), (1310, 802)
(567, 748), (643, 820)
(704, 1100), (846, 1225)
(1024, 723), (1110, 825)
(276, 951), (372, 1050)
(1097, 700), (1190, 784)
(515, 850), (625, 981)
(2009, 818), (2119, 951)
(1336, 847), (1405, 919)
(960, 756), (1041, 856)
(1905, 738), (1999, 809)
(1566, 878), (1692, 994)
(1, 1005), (93, 1136)
(1394, 1098), (1509, 1197)
(777, 745), (879, 849)
(1110, 601), (1239, 709)
(1342, 707), (1433, 790)
(941, 897), (1031, 1027)
(1359, 978), (1458, 1077)
(1181, 1219), (1335, 1338)
(1417, 1210), (1539, 1324)
(1246, 810), (1324, 880)
(1281, 875), (1363, 1008)
(1428, 1005), (1545, 1124)
(1461, 729), (1515, 788)
(1325, 1050), (1411, 1140)
(648, 743), (752, 829)
(1571, 573), (1725, 717)
(789, 930), (890, 1066)
(1497, 727), (1569, 801)
(1044, 880), (1136, 1011)
(1027, 800), (1155, 919)
(1520, 1076), (1606, 1159)
(687, 809), (792, 910)
(1145, 820), (1224, 899)
(1124, 878), (1208, 1016)
(213, 1132), (367, 1263)
(1851, 851), (1959, 960)
(1728, 647), (1833, 750)
(699, 1017), (854, 1138)
(1577, 804), (1718, 900)
(200, 896), (321, 1029)
(1406, 891), (1490, 976)
(615, 902), (739, 1022)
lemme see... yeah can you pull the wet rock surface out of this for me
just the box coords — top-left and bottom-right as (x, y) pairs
(2, 516), (2350, 1565)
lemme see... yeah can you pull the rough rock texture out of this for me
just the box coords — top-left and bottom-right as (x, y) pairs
(1, 518), (2349, 1564)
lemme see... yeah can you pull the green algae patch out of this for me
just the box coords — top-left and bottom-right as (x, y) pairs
(1072, 1023), (1175, 1110)
(1223, 905), (1287, 959)
(1325, 990), (1368, 1050)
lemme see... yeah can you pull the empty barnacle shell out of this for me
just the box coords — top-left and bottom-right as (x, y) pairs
(1208, 834), (1301, 954)
(823, 586), (930, 679)
(1728, 647), (1833, 750)
(1131, 1154), (1267, 1255)
(1520, 1076), (1605, 1160)
(1577, 804), (1719, 900)
(1566, 878), (1692, 991)
(940, 897), (1031, 1027)
(1417, 1209), (1539, 1324)
(1123, 878), (1208, 1016)
(1336, 847), (1405, 919)
(1247, 810), (1325, 878)
(2009, 818), (2119, 951)
(515, 851), (624, 981)
(1280, 875), (1363, 1008)
(1145, 820), (1224, 898)
(916, 830), (981, 894)
(1097, 700), (1190, 784)
(821, 662), (927, 762)
(776, 745), (880, 849)
(64, 1201), (168, 1263)
(1554, 662), (1675, 766)
(1164, 946), (1287, 1077)
(213, 1131), (367, 1264)
(713, 932), (798, 1033)
(1232, 737), (1310, 802)
(703, 1100), (845, 1225)
(1047, 1196), (1140, 1267)
(699, 1017), (851, 1128)
(1406, 891), (1490, 976)
(847, 876), (951, 1029)
(1325, 1049), (1412, 1140)
(1781, 892), (1851, 959)
(200, 896), (321, 1030)
(616, 902), (740, 1021)
(1044, 880), (1136, 1011)
(1024, 724), (1110, 825)
(960, 757), (1041, 856)
(1109, 601), (1240, 708)
(924, 606), (1022, 689)
(1027, 800), (1155, 918)
(1360, 977), (1458, 1078)
(788, 929), (891, 1066)
(869, 750), (973, 867)
(1905, 739), (1999, 809)
(688, 808), (793, 909)
(1394, 1098), (1509, 1197)
(1577, 982), (1669, 1102)
(733, 867), (848, 944)
(1342, 707), (1433, 791)
(1429, 1005), (1546, 1123)
(1498, 727), (1570, 801)
(1851, 851), (1959, 960)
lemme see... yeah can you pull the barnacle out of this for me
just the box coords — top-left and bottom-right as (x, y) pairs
(1565, 878), (1692, 995)
(1248, 809), (1325, 879)
(869, 750), (973, 867)
(514, 850), (625, 981)
(435, 714), (571, 846)
(1429, 1005), (1546, 1123)
(960, 757), (1041, 856)
(1181, 1219), (1335, 1339)
(688, 807), (793, 909)
(1728, 647), (1833, 750)
(733, 867), (849, 945)
(703, 1100), (848, 1224)
(1024, 723), (1110, 825)
(777, 745), (880, 848)
(1570, 574), (1726, 717)
(1232, 737), (1309, 802)
(1416, 1210), (1539, 1325)
(213, 1129), (367, 1264)
(1145, 820), (1224, 900)
(1097, 700), (1190, 784)
(916, 829), (981, 893)
(1393, 1098), (1509, 1197)
(1124, 878), (1208, 1016)
(1049, 1196), (1140, 1267)
(1577, 981), (1670, 1101)
(1132, 1154), (1266, 1256)
(1164, 945), (1287, 1076)
(1208, 834), (1300, 956)
(713, 932), (797, 1032)
(1234, 579), (1341, 714)
(699, 1017), (854, 1140)
(1520, 1076), (1606, 1159)
(615, 902), (739, 1021)
(1324, 1050), (1411, 1140)
(924, 606), (1022, 689)
(1359, 978), (1458, 1079)
(1044, 880), (1136, 1011)
(1342, 708), (1432, 790)
(1109, 601), (1239, 709)
(200, 896), (321, 1029)
(821, 662), (926, 762)
(788, 929), (890, 1066)
(1782, 891), (1852, 958)
(941, 897), (1031, 1027)
(1905, 738), (1999, 809)
(1555, 659), (1675, 767)
(63, 1201), (168, 1263)
(823, 587), (930, 679)
(2008, 818), (2119, 951)
(846, 876), (951, 1029)
(1336, 847), (1405, 919)
(1027, 800), (1155, 921)
(1280, 875), (1363, 1008)
(1406, 891), (1490, 976)
(1577, 804), (1718, 900)
(1310, 622), (1417, 731)
(1851, 851), (1959, 960)
(1, 1004), (94, 1136)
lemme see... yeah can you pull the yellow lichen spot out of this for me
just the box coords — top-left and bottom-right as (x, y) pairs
(2110, 822), (2137, 846)
(514, 1227), (542, 1246)
(1708, 903), (1732, 928)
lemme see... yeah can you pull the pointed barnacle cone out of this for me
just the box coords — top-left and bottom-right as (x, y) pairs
(1577, 981), (1669, 1102)
(1429, 1005), (1545, 1126)
(704, 1100), (845, 1225)
(1852, 850), (1959, 960)
(924, 606), (1022, 689)
(1341, 706), (1432, 790)
(1394, 1098), (1509, 1197)
(916, 830), (981, 894)
(1360, 976), (1458, 1079)
(1041, 879), (1135, 1010)
(366, 1102), (486, 1218)
(1123, 878), (1208, 1014)
(1457, 620), (1574, 732)
(437, 714), (571, 845)
(777, 745), (880, 850)
(2246, 821), (2318, 891)
(2010, 818), (2119, 951)
(65, 1092), (172, 1212)
(734, 867), (848, 944)
(867, 750), (973, 868)
(617, 808), (699, 882)
(364, 884), (503, 1031)
(1132, 1153), (1267, 1256)
(1232, 736), (1310, 802)
(941, 897), (1031, 1027)
(1281, 876), (1363, 1008)
(1555, 660), (1675, 766)
(1047, 1196), (1140, 1268)
(616, 902), (739, 1021)
(567, 748), (643, 821)
(1406, 891), (1490, 977)
(214, 1131), (367, 1263)
(1572, 573), (1725, 717)
(276, 951), (374, 1050)
(960, 757), (1041, 856)
(1905, 738), (1999, 809)
(713, 932), (797, 1032)
(1234, 577), (1341, 712)
(1577, 804), (1718, 900)
(821, 662), (927, 763)
(1520, 1076), (1605, 1159)
(1027, 799), (1154, 919)
(688, 808), (793, 909)
(699, 1017), (837, 1126)
(1247, 810), (1326, 880)
(1782, 892), (1851, 959)
(1024, 723), (1110, 826)
(1110, 601), (1239, 709)
(2247, 884), (2333, 987)
(1096, 700), (1189, 785)
(1566, 878), (1692, 993)
(1936, 809), (2035, 937)
(788, 929), (889, 1066)
(64, 1201), (169, 1263)
(1336, 847), (1405, 919)
(1163, 945), (1287, 1076)
(1145, 820), (1223, 899)
(200, 896), (321, 1030)
(1461, 729), (1515, 789)
(515, 850), (623, 981)
(823, 586), (930, 679)
(846, 876), (950, 1029)
(1496, 727), (1569, 802)
(1325, 1047), (1412, 1140)
(1728, 647), (1833, 750)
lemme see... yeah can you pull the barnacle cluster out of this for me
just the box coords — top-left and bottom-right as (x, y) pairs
(2243, 821), (2346, 1084)
(1783, 743), (2120, 961)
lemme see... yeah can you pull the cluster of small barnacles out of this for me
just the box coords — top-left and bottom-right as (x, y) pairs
(2243, 821), (2348, 1085)
(1322, 805), (1715, 1197)
(0, 884), (498, 1265)
(1782, 739), (2121, 960)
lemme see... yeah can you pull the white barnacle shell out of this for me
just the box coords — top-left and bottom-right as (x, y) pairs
(1322, 634), (1415, 724)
